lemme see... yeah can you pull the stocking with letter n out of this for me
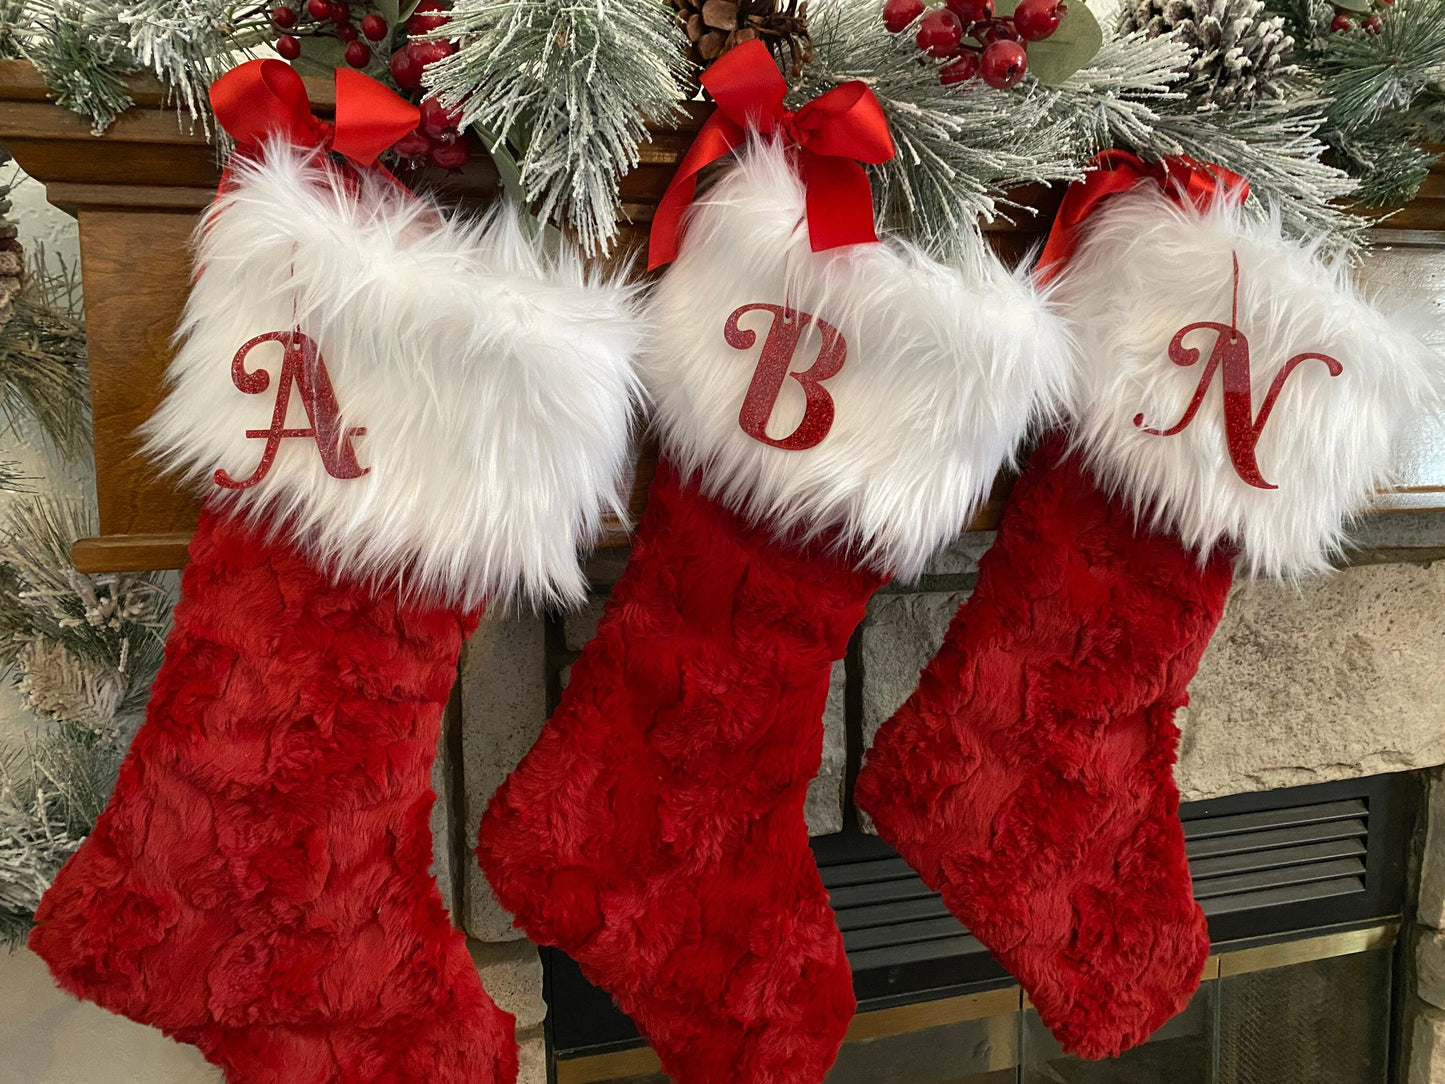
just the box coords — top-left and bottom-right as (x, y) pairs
(28, 59), (642, 1084)
(476, 39), (1072, 1084)
(858, 150), (1445, 1060)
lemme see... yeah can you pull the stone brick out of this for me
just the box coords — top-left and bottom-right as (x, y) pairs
(516, 1027), (548, 1084)
(1411, 1007), (1445, 1084)
(1176, 562), (1445, 800)
(859, 590), (970, 747)
(1420, 928), (1445, 1011)
(460, 611), (549, 941)
(430, 689), (458, 916)
(0, 947), (221, 1083)
(1422, 772), (1445, 930)
(562, 592), (609, 652)
(470, 938), (547, 1030)
(921, 531), (994, 577)
(582, 546), (632, 588)
(1349, 511), (1445, 556)
(805, 661), (846, 836)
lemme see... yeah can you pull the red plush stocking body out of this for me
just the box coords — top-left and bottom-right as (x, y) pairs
(480, 463), (884, 1084)
(857, 438), (1232, 1058)
(32, 509), (517, 1084)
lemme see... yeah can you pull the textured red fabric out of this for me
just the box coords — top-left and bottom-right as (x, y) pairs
(30, 507), (517, 1084)
(856, 436), (1233, 1060)
(478, 461), (885, 1084)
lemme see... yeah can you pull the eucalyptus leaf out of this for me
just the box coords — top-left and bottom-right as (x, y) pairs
(1331, 0), (1373, 12)
(291, 35), (347, 77)
(377, 0), (401, 25)
(1003, 1), (1103, 86)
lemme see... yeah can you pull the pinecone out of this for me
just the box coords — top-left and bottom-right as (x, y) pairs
(671, 0), (813, 78)
(1119, 0), (1298, 108)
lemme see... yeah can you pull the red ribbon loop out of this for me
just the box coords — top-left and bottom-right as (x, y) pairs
(210, 59), (420, 169)
(1037, 149), (1249, 282)
(648, 39), (896, 270)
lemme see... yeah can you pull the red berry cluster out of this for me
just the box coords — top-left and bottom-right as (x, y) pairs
(881, 0), (1064, 89)
(388, 2), (470, 170)
(272, 1), (385, 67)
(1329, 0), (1391, 33)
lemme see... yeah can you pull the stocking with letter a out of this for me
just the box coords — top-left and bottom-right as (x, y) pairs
(29, 59), (642, 1084)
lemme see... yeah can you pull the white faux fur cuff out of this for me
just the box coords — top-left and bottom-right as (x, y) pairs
(642, 141), (1072, 580)
(1051, 184), (1444, 579)
(141, 142), (642, 609)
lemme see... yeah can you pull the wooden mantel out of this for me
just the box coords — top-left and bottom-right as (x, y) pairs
(0, 58), (1442, 573)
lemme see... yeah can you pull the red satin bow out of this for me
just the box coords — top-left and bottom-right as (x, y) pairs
(648, 39), (896, 270)
(210, 58), (420, 168)
(1037, 149), (1249, 282)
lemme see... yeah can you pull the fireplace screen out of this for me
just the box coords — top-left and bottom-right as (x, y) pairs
(553, 929), (1396, 1084)
(549, 772), (1418, 1084)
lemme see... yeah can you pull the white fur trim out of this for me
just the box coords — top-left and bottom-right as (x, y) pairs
(1052, 183), (1445, 579)
(141, 142), (642, 610)
(642, 141), (1072, 580)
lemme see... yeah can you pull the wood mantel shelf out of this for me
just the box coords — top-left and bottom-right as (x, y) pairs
(0, 58), (1441, 573)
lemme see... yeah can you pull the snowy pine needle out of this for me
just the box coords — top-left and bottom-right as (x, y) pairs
(425, 0), (690, 256)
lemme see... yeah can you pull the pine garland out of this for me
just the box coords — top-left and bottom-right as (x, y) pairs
(0, 0), (1441, 251)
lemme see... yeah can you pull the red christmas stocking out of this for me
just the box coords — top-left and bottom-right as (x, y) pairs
(857, 435), (1231, 1059)
(858, 153), (1444, 1059)
(476, 94), (1073, 1084)
(33, 508), (516, 1084)
(30, 62), (642, 1084)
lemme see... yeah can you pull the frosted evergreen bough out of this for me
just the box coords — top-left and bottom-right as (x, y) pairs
(113, 0), (265, 133)
(424, 0), (691, 256)
(0, 497), (172, 947)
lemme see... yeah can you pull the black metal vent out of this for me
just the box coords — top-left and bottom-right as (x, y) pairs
(546, 771), (1419, 1057)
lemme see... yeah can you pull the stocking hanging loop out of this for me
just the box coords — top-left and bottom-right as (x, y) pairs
(1037, 149), (1248, 282)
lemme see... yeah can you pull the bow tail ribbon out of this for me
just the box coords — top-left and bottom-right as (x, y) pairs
(210, 58), (419, 168)
(1037, 149), (1248, 282)
(648, 39), (895, 270)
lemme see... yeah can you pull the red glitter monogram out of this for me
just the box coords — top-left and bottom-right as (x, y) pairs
(214, 330), (368, 490)
(1134, 254), (1343, 490)
(723, 303), (846, 450)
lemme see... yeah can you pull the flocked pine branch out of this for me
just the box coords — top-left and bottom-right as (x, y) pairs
(1152, 97), (1361, 246)
(425, 0), (690, 256)
(1112, 2), (1361, 245)
(110, 0), (266, 133)
(1034, 30), (1190, 164)
(1319, 0), (1445, 123)
(3, 498), (171, 713)
(0, 246), (91, 459)
(15, 0), (137, 133)
(0, 497), (172, 945)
